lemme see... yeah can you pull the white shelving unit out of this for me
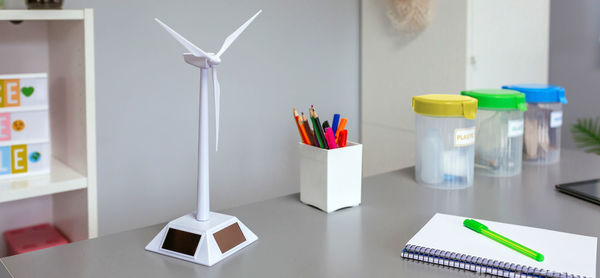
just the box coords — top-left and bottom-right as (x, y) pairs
(0, 10), (84, 20)
(0, 9), (96, 256)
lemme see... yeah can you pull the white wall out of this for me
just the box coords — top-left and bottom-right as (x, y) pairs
(361, 0), (469, 176)
(54, 0), (359, 236)
(466, 0), (549, 88)
(361, 0), (549, 177)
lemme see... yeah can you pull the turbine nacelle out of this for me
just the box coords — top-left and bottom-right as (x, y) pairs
(183, 53), (221, 68)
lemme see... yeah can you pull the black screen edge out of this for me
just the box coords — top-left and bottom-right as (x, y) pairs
(556, 183), (600, 206)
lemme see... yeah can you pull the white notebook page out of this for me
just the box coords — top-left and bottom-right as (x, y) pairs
(406, 213), (597, 277)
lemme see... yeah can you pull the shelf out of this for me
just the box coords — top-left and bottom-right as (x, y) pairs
(0, 158), (87, 203)
(0, 8), (96, 250)
(0, 105), (49, 113)
(0, 10), (84, 21)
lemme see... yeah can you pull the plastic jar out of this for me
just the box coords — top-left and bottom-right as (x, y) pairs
(502, 84), (567, 164)
(461, 89), (527, 177)
(412, 94), (478, 189)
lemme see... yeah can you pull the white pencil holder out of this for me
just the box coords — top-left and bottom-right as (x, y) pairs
(299, 142), (362, 213)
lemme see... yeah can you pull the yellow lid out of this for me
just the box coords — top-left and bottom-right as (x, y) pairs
(412, 94), (478, 119)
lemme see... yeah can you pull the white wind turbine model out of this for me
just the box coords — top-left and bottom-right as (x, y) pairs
(145, 10), (261, 266)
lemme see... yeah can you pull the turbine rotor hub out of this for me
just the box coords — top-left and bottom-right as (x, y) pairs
(208, 54), (221, 65)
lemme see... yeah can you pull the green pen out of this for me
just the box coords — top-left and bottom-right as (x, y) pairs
(463, 219), (544, 262)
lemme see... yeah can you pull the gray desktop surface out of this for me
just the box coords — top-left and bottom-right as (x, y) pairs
(0, 261), (11, 278)
(2, 150), (599, 278)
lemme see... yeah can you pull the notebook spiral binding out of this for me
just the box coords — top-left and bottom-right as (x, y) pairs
(401, 244), (588, 278)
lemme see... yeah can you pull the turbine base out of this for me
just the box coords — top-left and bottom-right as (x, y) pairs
(145, 212), (258, 266)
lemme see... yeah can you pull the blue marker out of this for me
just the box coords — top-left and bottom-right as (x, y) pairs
(332, 114), (341, 134)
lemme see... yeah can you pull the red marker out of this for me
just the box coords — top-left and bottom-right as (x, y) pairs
(338, 129), (348, 147)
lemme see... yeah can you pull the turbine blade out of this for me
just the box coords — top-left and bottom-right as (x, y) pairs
(216, 10), (262, 57)
(154, 18), (210, 58)
(212, 67), (221, 152)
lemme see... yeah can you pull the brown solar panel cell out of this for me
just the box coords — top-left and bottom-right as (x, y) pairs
(213, 222), (246, 254)
(161, 228), (201, 256)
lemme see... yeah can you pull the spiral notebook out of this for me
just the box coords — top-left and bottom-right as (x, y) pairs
(402, 213), (597, 278)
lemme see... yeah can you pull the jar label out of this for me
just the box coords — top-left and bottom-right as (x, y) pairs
(454, 127), (475, 147)
(507, 120), (524, 138)
(550, 111), (563, 128)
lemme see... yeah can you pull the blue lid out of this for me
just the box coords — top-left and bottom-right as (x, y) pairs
(501, 84), (567, 104)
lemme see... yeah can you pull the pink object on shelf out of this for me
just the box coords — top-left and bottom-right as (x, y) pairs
(3, 223), (69, 255)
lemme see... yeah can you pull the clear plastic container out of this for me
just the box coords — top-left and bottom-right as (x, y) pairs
(473, 109), (524, 176)
(461, 89), (527, 177)
(522, 102), (563, 164)
(412, 95), (477, 189)
(502, 84), (567, 164)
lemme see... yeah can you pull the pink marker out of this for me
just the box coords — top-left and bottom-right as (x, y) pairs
(325, 127), (337, 149)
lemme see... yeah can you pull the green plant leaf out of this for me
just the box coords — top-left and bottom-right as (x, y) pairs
(571, 117), (600, 155)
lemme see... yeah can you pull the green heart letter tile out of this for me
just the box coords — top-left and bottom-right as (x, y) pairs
(21, 87), (34, 97)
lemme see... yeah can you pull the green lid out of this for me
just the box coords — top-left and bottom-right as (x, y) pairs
(461, 89), (527, 111)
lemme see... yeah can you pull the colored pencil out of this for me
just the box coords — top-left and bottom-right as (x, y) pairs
(311, 106), (328, 149)
(296, 116), (310, 145)
(335, 118), (347, 140)
(310, 108), (325, 148)
(325, 127), (337, 149)
(293, 108), (310, 144)
(302, 113), (315, 146)
(310, 114), (322, 147)
(332, 114), (340, 134)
